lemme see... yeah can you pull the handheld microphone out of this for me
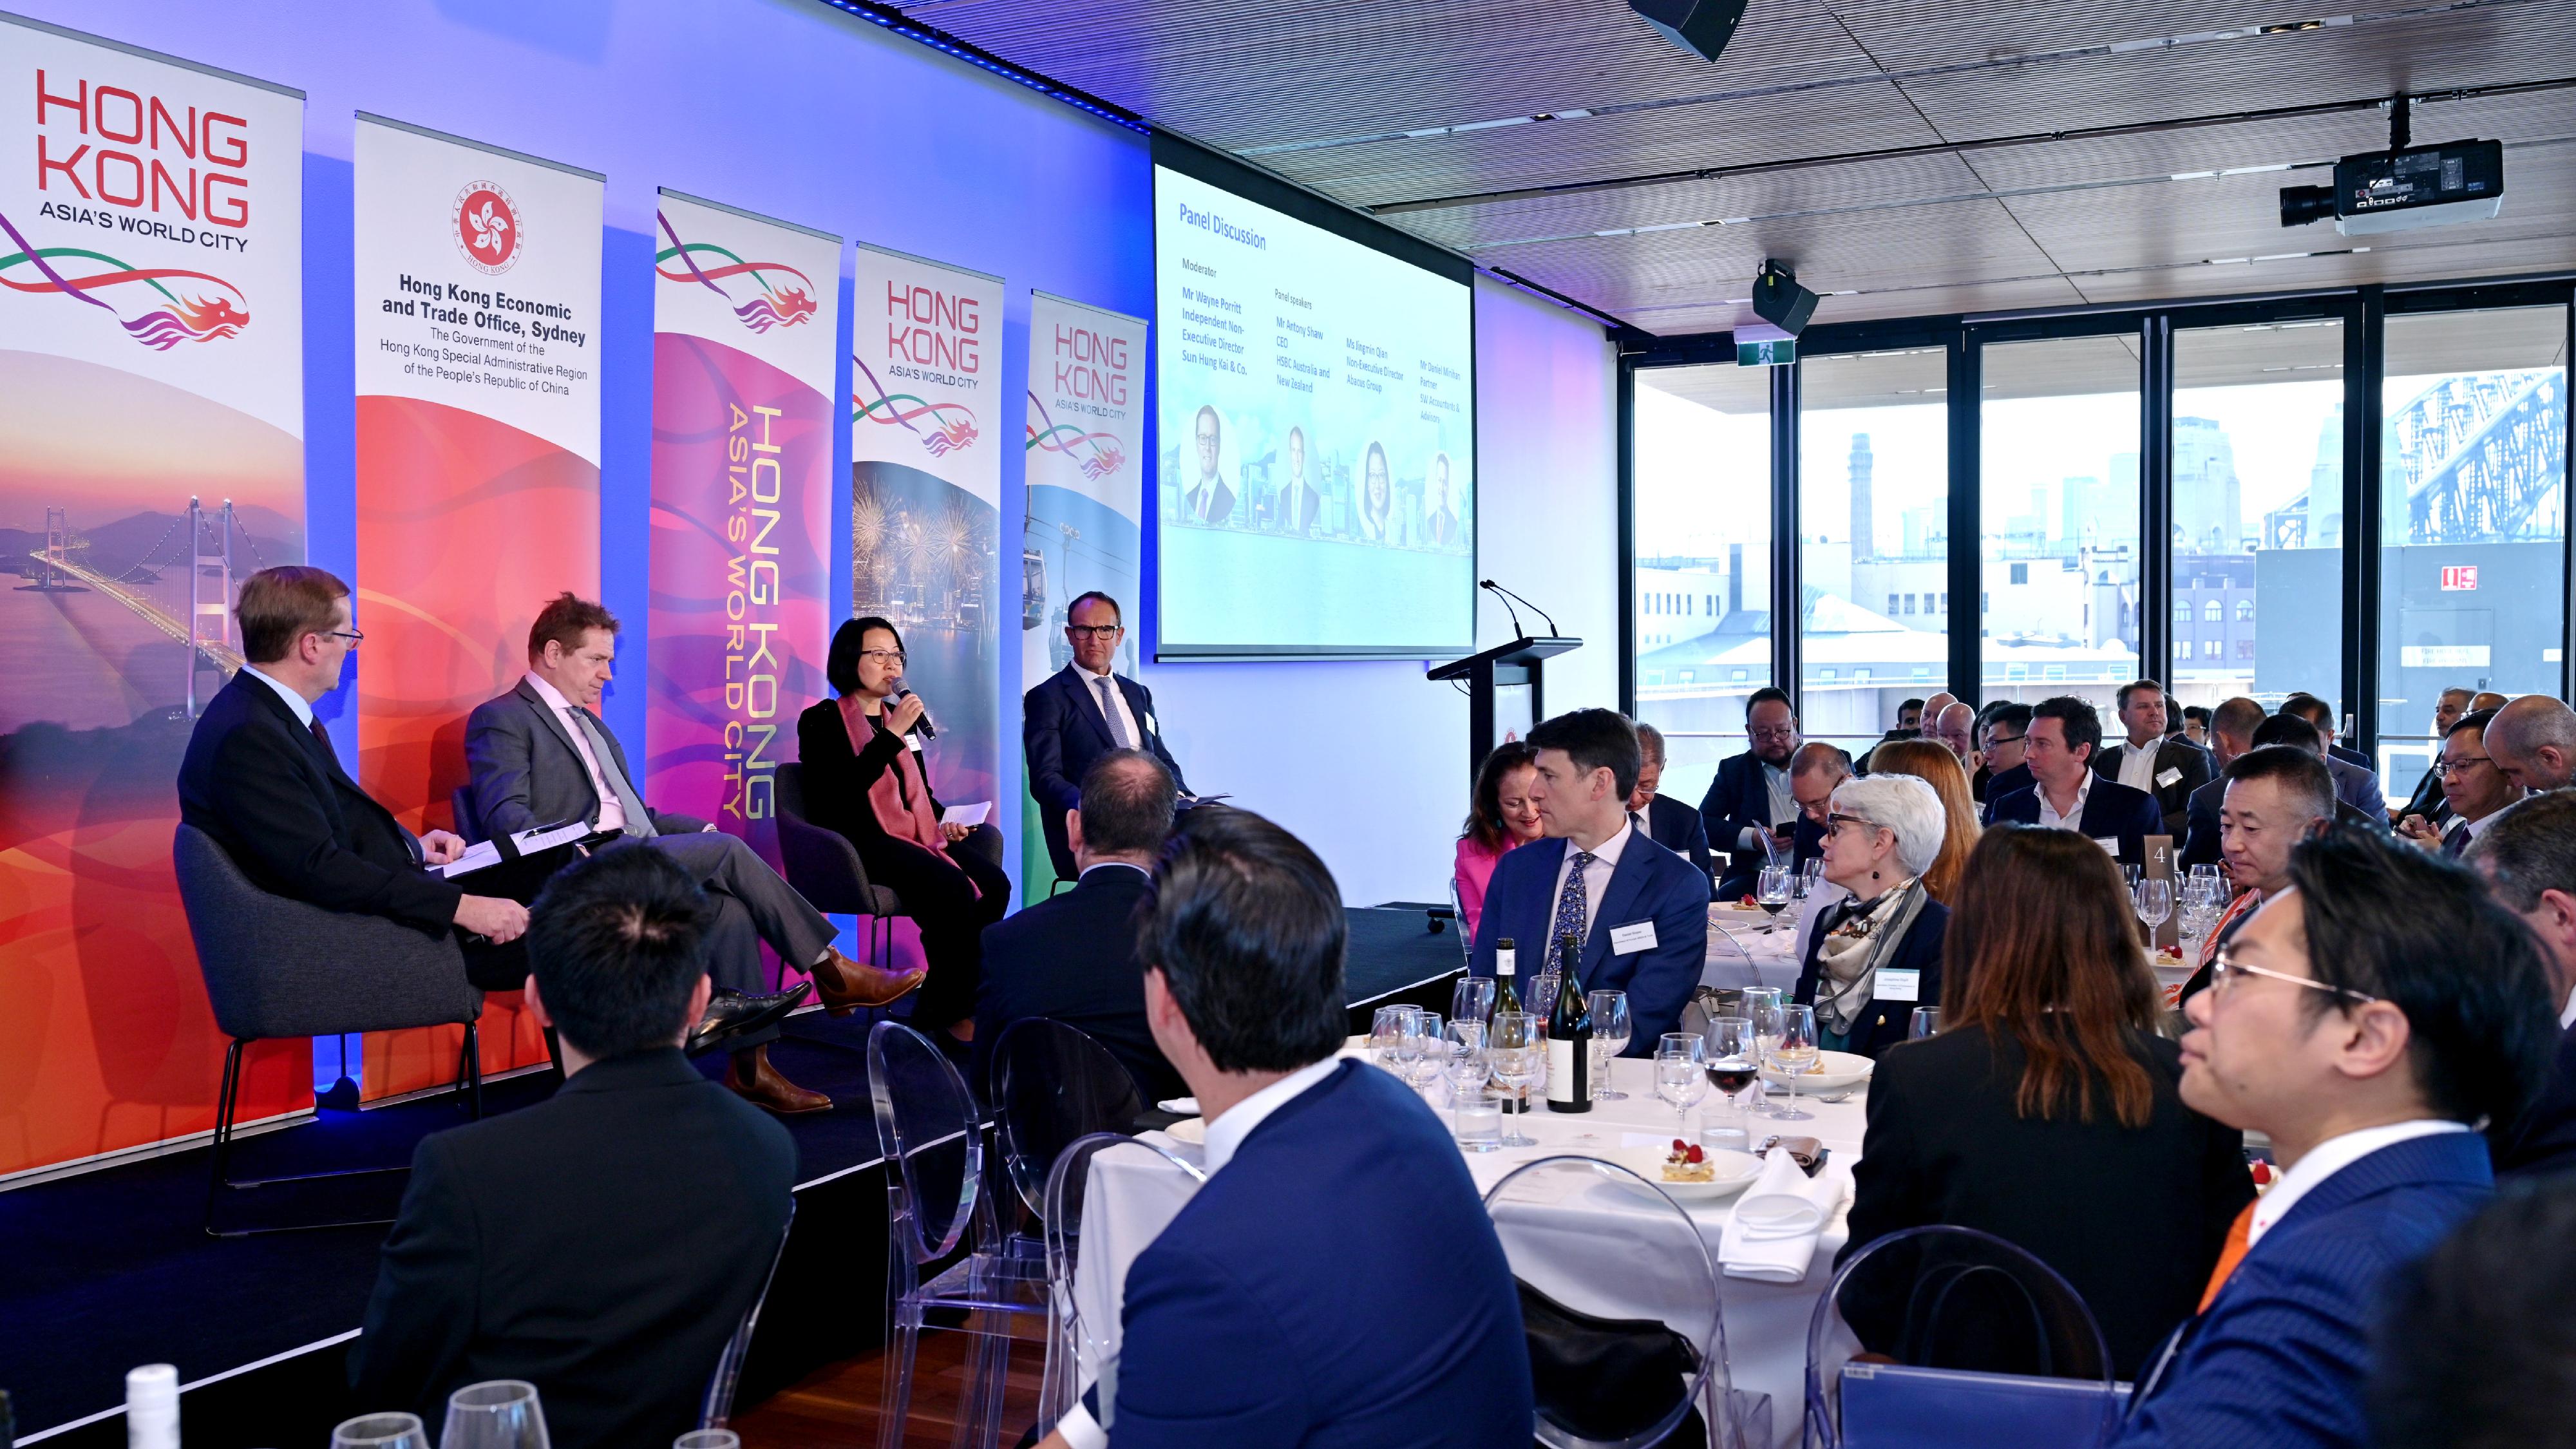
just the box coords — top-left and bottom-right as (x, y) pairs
(896, 688), (938, 741)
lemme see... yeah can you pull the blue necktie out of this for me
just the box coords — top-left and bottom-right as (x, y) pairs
(1551, 849), (1595, 957)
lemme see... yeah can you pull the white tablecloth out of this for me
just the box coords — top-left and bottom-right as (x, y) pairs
(1704, 891), (1842, 992)
(1072, 1054), (1868, 1449)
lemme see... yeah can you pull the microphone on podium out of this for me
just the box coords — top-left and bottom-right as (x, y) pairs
(1479, 578), (1560, 638)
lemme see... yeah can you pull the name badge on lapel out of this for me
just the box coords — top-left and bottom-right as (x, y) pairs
(2155, 766), (2183, 789)
(1609, 919), (1659, 954)
(2092, 837), (2119, 855)
(1875, 969), (1921, 1003)
(1144, 712), (1159, 735)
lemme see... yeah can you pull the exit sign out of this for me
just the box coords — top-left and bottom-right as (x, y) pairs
(2440, 565), (2479, 591)
(1738, 337), (1796, 367)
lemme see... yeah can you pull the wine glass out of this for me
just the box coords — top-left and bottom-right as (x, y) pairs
(1450, 974), (1496, 1029)
(1756, 865), (1793, 933)
(1488, 1012), (1540, 1148)
(332, 1415), (431, 1449)
(1443, 1020), (1490, 1098)
(1410, 1012), (1446, 1088)
(1390, 1009), (1431, 1083)
(1654, 1032), (1709, 1134)
(1368, 1005), (1410, 1068)
(1801, 857), (1826, 895)
(442, 1381), (549, 1449)
(1586, 990), (1632, 1101)
(1703, 1015), (1760, 1128)
(1527, 971), (1562, 1032)
(1768, 1003), (1821, 1122)
(1741, 988), (1786, 1116)
(2134, 878), (2174, 938)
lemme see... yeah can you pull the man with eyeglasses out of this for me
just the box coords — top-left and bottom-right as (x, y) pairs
(2483, 693), (2576, 795)
(2391, 687), (2474, 824)
(2399, 708), (2524, 858)
(1025, 591), (1192, 882)
(2114, 828), (2557, 1449)
(1698, 687), (1804, 899)
(1971, 701), (2032, 807)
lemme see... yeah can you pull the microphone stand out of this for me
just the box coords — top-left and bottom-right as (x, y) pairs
(1480, 578), (1559, 638)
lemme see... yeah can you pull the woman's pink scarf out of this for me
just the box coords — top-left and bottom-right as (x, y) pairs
(837, 695), (967, 886)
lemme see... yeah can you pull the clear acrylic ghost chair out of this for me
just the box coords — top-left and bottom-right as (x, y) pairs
(991, 1018), (1148, 1244)
(1036, 1130), (1207, 1439)
(1487, 1154), (1770, 1449)
(867, 1021), (1050, 1449)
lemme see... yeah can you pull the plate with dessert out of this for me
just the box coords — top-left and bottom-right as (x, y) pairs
(1760, 1049), (1873, 1094)
(1637, 1139), (1765, 1200)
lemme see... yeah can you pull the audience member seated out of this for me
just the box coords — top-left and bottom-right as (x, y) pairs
(2179, 696), (2268, 868)
(2280, 692), (2389, 819)
(1037, 808), (1533, 1449)
(2472, 690), (2508, 712)
(177, 567), (529, 965)
(1847, 826), (2252, 1378)
(973, 749), (1186, 1106)
(467, 593), (915, 1112)
(2485, 693), (2576, 793)
(348, 846), (795, 1449)
(2399, 708), (2524, 858)
(1629, 721), (1714, 891)
(1793, 773), (1951, 1057)
(1454, 741), (1544, 938)
(1972, 701), (2033, 806)
(1924, 699), (1978, 766)
(2112, 828), (2559, 1449)
(2367, 1175), (2576, 1449)
(2278, 692), (2373, 772)
(2094, 679), (2211, 839)
(2246, 712), (2389, 835)
(2181, 704), (2211, 749)
(2181, 746), (2339, 999)
(1023, 591), (1191, 881)
(1858, 696), (1926, 771)
(1700, 686), (1806, 898)
(794, 617), (1010, 1043)
(2393, 688), (2474, 823)
(1471, 709), (1709, 1053)
(2465, 791), (2576, 1178)
(1859, 739), (1980, 905)
(1984, 696), (2163, 864)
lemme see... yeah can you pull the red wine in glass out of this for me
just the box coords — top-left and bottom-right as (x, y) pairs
(1709, 1059), (1758, 1095)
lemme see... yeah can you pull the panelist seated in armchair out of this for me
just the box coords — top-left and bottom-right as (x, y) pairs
(465, 593), (923, 1114)
(178, 567), (529, 972)
(1023, 591), (1190, 882)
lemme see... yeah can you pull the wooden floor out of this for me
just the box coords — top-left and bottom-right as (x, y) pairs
(737, 1324), (1048, 1449)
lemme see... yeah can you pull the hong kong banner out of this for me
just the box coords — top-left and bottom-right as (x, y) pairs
(351, 114), (603, 1099)
(0, 15), (305, 1177)
(849, 242), (1003, 880)
(1019, 290), (1146, 898)
(647, 189), (837, 909)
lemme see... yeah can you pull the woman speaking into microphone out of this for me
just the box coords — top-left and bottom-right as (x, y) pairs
(796, 616), (1009, 1044)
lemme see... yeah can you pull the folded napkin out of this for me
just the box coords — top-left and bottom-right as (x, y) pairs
(1718, 1147), (1847, 1283)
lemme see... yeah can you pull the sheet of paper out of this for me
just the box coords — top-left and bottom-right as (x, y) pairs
(435, 840), (502, 879)
(940, 800), (993, 828)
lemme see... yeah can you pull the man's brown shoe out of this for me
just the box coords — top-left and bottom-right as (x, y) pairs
(808, 947), (926, 1015)
(724, 1045), (832, 1114)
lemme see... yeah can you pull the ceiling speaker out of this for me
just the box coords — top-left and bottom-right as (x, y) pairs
(1752, 261), (1819, 336)
(1628, 0), (1750, 62)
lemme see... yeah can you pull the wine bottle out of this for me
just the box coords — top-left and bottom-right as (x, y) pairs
(1545, 931), (1593, 1112)
(1494, 938), (1523, 1016)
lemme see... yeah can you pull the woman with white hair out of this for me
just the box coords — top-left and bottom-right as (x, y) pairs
(1792, 772), (1952, 1056)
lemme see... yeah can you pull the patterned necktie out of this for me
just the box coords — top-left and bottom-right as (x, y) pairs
(1551, 849), (1596, 954)
(1096, 676), (1135, 749)
(573, 708), (656, 838)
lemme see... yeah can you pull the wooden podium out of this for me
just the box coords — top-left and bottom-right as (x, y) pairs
(1428, 635), (1580, 775)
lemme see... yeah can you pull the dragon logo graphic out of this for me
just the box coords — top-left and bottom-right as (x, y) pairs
(453, 182), (521, 275)
(654, 209), (818, 335)
(0, 207), (251, 350)
(1026, 393), (1123, 479)
(855, 357), (979, 457)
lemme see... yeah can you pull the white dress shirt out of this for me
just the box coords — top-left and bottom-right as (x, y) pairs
(523, 672), (625, 833)
(2036, 768), (2096, 832)
(1076, 663), (1143, 751)
(1738, 761), (1795, 849)
(1054, 1056), (1344, 1449)
(2116, 737), (2163, 794)
(240, 665), (315, 729)
(2247, 1118), (2472, 1247)
(1546, 820), (1632, 943)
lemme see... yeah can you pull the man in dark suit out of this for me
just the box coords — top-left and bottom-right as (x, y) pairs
(1985, 696), (2165, 866)
(1973, 701), (2034, 809)
(177, 567), (529, 954)
(1024, 591), (1190, 881)
(1699, 686), (1804, 898)
(1473, 709), (1710, 1052)
(350, 846), (796, 1449)
(2117, 828), (2559, 1449)
(2280, 692), (2389, 819)
(464, 594), (920, 1114)
(974, 749), (1185, 1105)
(2465, 792), (2576, 1178)
(1181, 404), (1235, 525)
(1036, 807), (1532, 1449)
(1271, 426), (1324, 536)
(2399, 709), (2524, 860)
(2392, 688), (2474, 823)
(2094, 679), (2212, 839)
(2180, 696), (2268, 868)
(1629, 722), (1712, 894)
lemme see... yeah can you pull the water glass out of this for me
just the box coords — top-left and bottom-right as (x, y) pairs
(332, 1415), (430, 1449)
(1443, 1021), (1491, 1111)
(1654, 1032), (1708, 1133)
(1450, 974), (1496, 1028)
(1488, 1011), (1541, 1148)
(1768, 1003), (1821, 1122)
(442, 1381), (549, 1449)
(1909, 1006), (1942, 1040)
(676, 1434), (741, 1449)
(1587, 989), (1632, 1100)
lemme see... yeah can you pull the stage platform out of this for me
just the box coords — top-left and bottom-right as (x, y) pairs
(3, 905), (1461, 1446)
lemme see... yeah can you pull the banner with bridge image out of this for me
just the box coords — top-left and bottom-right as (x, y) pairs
(348, 115), (605, 1099)
(647, 190), (838, 902)
(0, 16), (305, 1178)
(849, 242), (1003, 872)
(1019, 290), (1146, 898)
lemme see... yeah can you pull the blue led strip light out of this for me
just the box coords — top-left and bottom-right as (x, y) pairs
(810, 0), (1153, 133)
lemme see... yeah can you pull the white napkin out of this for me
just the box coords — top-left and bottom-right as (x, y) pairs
(1718, 1147), (1847, 1283)
(1156, 1097), (1199, 1115)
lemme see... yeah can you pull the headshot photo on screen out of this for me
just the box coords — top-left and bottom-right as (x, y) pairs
(1178, 403), (1237, 527)
(1354, 441), (1392, 544)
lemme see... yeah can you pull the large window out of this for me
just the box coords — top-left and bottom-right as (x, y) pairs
(1799, 347), (1949, 758)
(1980, 336), (2141, 716)
(1633, 364), (1772, 808)
(2378, 307), (2569, 782)
(2174, 319), (2346, 713)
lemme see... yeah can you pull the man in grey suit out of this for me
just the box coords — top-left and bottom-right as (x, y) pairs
(466, 594), (923, 1113)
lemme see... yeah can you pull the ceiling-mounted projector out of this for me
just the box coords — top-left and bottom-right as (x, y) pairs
(2279, 94), (2503, 236)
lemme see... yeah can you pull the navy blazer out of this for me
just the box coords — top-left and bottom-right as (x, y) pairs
(1698, 748), (1786, 858)
(1975, 761), (2033, 814)
(1790, 898), (1949, 1057)
(1022, 663), (1189, 876)
(2117, 1130), (2491, 1449)
(2324, 752), (2387, 820)
(1468, 829), (1708, 1052)
(1640, 793), (1714, 896)
(1985, 774), (2166, 866)
(2494, 1019), (2576, 1179)
(2182, 773), (2385, 868)
(971, 864), (1184, 1107)
(1103, 1061), (1532, 1447)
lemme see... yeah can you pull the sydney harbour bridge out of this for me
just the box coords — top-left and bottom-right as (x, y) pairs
(2266, 370), (2566, 549)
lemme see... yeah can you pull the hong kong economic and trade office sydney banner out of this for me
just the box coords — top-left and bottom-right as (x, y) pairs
(0, 15), (305, 1177)
(647, 190), (837, 927)
(1019, 291), (1146, 898)
(350, 115), (604, 1099)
